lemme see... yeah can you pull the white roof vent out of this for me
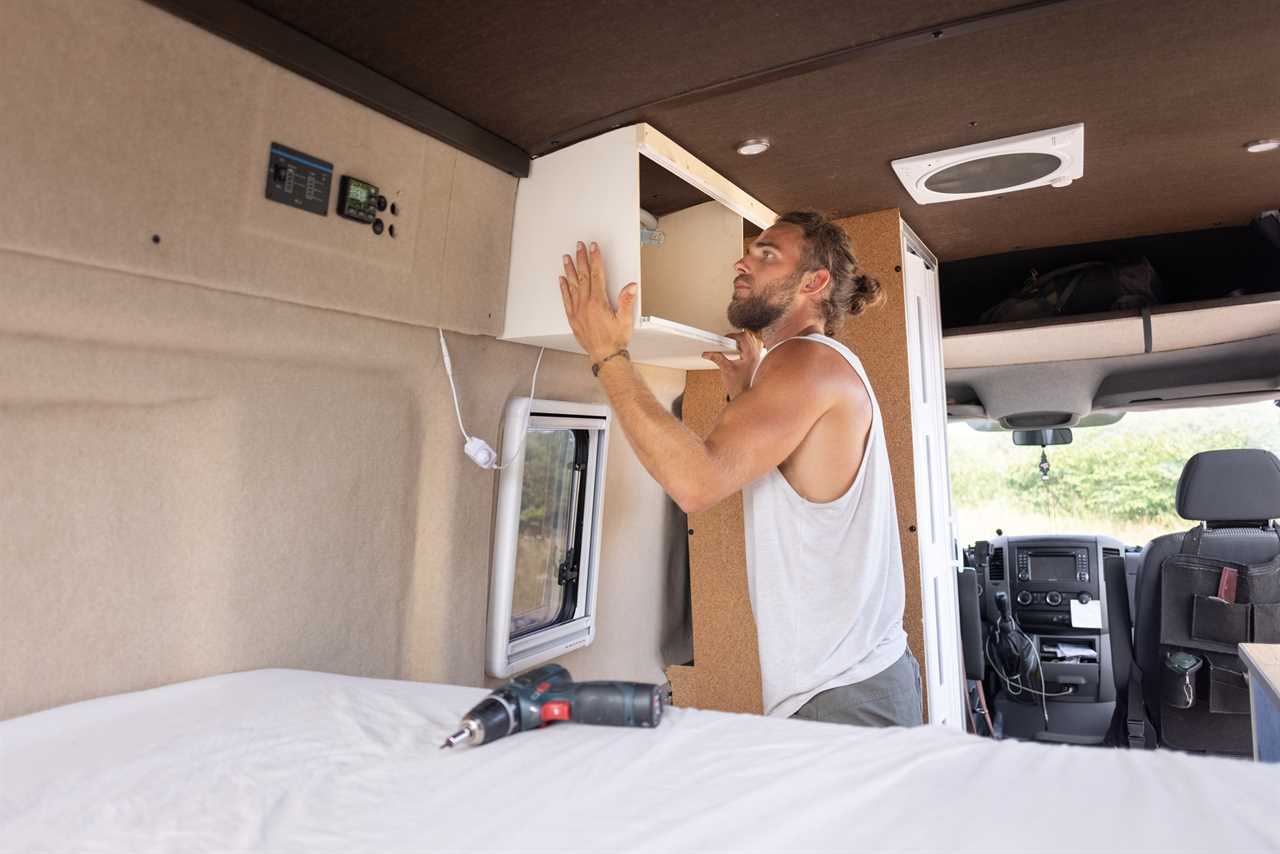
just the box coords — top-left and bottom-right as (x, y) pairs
(892, 123), (1084, 205)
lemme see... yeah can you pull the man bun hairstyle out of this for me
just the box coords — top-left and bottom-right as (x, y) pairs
(774, 210), (883, 335)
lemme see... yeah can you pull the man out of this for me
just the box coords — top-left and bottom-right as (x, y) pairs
(558, 210), (920, 728)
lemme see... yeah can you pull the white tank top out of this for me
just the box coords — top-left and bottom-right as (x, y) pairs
(742, 334), (908, 718)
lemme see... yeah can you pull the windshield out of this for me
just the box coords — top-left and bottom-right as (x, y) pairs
(948, 399), (1280, 548)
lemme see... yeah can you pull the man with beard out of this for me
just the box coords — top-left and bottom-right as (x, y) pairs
(558, 210), (920, 728)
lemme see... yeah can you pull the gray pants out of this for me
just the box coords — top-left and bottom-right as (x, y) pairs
(790, 649), (923, 728)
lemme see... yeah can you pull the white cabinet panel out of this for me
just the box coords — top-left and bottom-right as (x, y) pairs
(504, 128), (642, 345)
(502, 125), (775, 369)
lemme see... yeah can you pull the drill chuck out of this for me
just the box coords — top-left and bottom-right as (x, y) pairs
(440, 693), (519, 749)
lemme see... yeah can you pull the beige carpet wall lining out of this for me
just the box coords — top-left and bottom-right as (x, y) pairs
(2, 0), (511, 337)
(0, 0), (683, 719)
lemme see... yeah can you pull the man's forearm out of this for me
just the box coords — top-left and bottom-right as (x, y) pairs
(595, 357), (718, 511)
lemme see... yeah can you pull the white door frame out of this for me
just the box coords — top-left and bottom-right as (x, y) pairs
(900, 220), (966, 728)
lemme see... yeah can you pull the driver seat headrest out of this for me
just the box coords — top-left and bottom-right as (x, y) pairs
(1176, 449), (1280, 522)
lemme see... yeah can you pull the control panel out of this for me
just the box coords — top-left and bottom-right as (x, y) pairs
(978, 535), (1120, 738)
(338, 176), (380, 224)
(264, 143), (400, 238)
(265, 143), (332, 216)
(1015, 548), (1090, 585)
(1010, 543), (1099, 631)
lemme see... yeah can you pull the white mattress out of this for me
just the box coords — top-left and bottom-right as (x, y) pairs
(1, 669), (1276, 853)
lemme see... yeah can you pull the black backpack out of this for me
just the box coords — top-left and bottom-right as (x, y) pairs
(979, 257), (1163, 324)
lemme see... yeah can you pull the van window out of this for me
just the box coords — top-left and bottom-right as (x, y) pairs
(948, 399), (1280, 547)
(511, 427), (586, 637)
(487, 399), (611, 678)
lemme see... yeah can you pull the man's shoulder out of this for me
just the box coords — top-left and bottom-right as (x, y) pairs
(761, 337), (865, 383)
(754, 337), (871, 409)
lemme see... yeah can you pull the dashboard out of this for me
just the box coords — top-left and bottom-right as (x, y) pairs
(966, 534), (1132, 738)
(969, 534), (1128, 633)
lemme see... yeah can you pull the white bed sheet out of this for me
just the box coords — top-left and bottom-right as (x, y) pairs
(1, 669), (1276, 853)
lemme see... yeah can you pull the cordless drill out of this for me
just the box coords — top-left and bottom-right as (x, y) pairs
(439, 663), (664, 749)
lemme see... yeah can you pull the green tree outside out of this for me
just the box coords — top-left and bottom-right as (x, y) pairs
(948, 400), (1280, 547)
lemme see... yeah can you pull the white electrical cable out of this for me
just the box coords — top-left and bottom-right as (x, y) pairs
(489, 351), (544, 471)
(438, 328), (544, 470)
(439, 328), (472, 442)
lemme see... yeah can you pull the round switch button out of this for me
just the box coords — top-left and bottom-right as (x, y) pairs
(1046, 591), (1063, 606)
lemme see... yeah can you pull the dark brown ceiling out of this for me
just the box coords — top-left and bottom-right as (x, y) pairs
(640, 157), (712, 218)
(244, 0), (1280, 260)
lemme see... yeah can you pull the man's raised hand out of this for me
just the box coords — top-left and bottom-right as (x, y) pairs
(703, 331), (763, 401)
(559, 241), (636, 363)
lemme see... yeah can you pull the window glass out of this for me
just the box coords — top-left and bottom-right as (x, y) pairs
(511, 428), (578, 637)
(948, 400), (1280, 548)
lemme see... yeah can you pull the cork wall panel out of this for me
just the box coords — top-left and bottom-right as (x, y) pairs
(670, 208), (926, 716)
(834, 209), (926, 715)
(0, 0), (512, 338)
(674, 368), (763, 714)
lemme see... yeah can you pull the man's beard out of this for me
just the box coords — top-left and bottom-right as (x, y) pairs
(727, 271), (802, 332)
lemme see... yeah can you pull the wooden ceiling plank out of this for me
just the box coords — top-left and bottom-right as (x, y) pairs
(534, 0), (1098, 155)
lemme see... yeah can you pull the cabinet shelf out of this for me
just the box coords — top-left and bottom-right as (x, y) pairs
(501, 124), (775, 369)
(503, 315), (736, 371)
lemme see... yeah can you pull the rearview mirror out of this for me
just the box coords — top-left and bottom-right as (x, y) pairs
(1012, 428), (1073, 446)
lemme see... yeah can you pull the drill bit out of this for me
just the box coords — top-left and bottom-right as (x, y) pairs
(439, 730), (466, 749)
(439, 719), (480, 749)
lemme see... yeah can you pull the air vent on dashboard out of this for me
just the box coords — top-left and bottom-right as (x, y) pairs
(1103, 547), (1120, 561)
(989, 548), (1005, 582)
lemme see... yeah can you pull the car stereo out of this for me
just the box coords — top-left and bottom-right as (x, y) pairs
(1011, 545), (1098, 630)
(1016, 547), (1090, 584)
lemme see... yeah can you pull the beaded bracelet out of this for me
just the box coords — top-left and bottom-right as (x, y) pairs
(591, 348), (631, 377)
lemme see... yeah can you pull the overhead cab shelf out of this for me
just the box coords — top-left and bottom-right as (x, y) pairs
(502, 124), (776, 369)
(943, 292), (1280, 370)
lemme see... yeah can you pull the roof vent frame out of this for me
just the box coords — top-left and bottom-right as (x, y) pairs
(892, 123), (1084, 206)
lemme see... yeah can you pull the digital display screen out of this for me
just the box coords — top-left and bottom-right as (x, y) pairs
(1030, 555), (1077, 580)
(337, 176), (379, 224)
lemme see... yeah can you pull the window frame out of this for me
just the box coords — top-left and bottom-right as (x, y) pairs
(485, 397), (611, 678)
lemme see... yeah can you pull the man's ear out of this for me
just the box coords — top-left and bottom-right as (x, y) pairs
(801, 268), (831, 296)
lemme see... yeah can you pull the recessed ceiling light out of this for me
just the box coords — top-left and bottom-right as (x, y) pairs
(1245, 139), (1280, 153)
(736, 138), (770, 156)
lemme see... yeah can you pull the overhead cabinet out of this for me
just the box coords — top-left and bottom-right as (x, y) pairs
(943, 291), (1280, 371)
(502, 124), (777, 369)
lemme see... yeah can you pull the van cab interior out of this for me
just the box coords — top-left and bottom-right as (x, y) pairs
(2, 0), (1279, 850)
